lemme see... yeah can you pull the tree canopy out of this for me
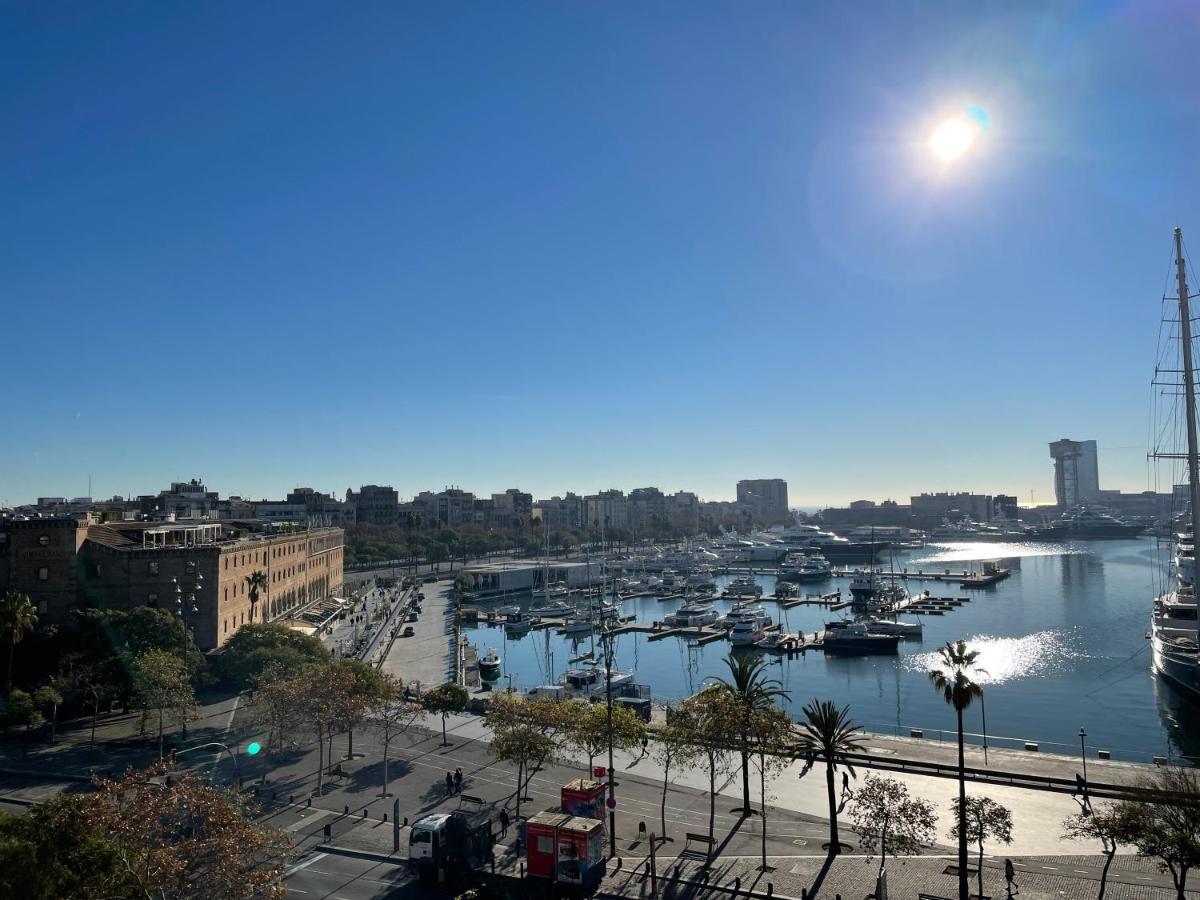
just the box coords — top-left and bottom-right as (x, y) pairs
(217, 623), (329, 689)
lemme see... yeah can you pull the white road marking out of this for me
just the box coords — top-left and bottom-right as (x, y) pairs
(284, 852), (327, 877)
(224, 693), (241, 734)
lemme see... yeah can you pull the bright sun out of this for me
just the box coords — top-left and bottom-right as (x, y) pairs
(929, 117), (977, 161)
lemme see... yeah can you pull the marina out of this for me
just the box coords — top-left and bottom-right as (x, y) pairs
(460, 537), (1200, 763)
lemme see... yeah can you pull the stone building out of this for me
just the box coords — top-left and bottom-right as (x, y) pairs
(0, 516), (344, 651)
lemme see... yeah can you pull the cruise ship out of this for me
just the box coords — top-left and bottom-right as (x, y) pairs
(764, 524), (889, 564)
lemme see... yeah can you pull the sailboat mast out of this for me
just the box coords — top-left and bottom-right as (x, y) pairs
(1174, 227), (1200, 653)
(1175, 228), (1200, 538)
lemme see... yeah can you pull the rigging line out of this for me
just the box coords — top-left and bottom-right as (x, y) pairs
(1087, 641), (1150, 689)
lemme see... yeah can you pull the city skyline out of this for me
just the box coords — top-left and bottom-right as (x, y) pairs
(3, 4), (1195, 509)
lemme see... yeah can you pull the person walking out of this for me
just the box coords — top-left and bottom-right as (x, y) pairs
(499, 808), (510, 838)
(638, 737), (648, 759)
(1004, 858), (1018, 897)
(454, 768), (463, 793)
(445, 771), (454, 795)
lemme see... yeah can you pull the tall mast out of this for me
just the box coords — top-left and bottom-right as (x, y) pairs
(1175, 227), (1200, 647)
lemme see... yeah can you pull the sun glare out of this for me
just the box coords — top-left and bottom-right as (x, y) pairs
(929, 116), (977, 161)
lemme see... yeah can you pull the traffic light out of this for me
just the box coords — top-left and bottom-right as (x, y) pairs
(246, 741), (262, 756)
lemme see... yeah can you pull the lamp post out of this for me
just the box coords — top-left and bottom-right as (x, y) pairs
(1079, 726), (1088, 787)
(173, 571), (201, 737)
(601, 620), (617, 858)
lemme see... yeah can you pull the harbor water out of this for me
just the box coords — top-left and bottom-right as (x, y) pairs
(462, 538), (1200, 763)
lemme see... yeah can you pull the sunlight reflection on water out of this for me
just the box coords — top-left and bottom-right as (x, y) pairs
(911, 541), (1086, 564)
(903, 630), (1081, 685)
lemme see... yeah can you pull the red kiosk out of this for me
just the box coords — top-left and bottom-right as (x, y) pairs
(561, 777), (607, 820)
(525, 810), (606, 890)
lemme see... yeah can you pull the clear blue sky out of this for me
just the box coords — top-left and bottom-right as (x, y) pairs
(3, 2), (1199, 507)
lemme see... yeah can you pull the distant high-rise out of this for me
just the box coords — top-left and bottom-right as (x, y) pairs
(1049, 439), (1100, 507)
(736, 478), (789, 523)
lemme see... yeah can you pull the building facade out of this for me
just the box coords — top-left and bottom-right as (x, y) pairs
(0, 517), (344, 651)
(584, 490), (628, 531)
(735, 479), (790, 523)
(1049, 439), (1101, 508)
(349, 485), (400, 526)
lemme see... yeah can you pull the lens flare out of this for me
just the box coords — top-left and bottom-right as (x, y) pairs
(929, 117), (977, 161)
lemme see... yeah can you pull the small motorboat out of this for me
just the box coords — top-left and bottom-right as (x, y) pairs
(479, 647), (502, 680)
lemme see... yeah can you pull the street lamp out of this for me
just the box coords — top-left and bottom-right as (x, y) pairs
(601, 620), (617, 858)
(1079, 726), (1089, 790)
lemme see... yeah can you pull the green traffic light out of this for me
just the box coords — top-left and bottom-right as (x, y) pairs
(246, 741), (262, 756)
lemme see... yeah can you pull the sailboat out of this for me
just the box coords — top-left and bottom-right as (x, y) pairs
(1150, 227), (1200, 701)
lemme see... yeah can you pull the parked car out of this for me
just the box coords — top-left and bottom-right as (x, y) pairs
(402, 626), (415, 637)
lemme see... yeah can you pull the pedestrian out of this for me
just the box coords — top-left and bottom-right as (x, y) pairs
(445, 771), (454, 795)
(639, 737), (648, 759)
(1004, 857), (1018, 897)
(499, 808), (510, 838)
(454, 768), (463, 793)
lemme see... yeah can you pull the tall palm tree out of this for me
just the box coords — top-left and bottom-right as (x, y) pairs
(713, 653), (790, 814)
(245, 570), (268, 623)
(795, 699), (863, 855)
(0, 592), (38, 696)
(929, 640), (985, 900)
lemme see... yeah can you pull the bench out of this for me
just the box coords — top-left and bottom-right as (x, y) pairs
(682, 832), (715, 858)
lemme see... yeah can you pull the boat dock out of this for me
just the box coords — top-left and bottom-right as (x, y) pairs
(891, 594), (970, 615)
(832, 569), (980, 582)
(779, 590), (841, 609)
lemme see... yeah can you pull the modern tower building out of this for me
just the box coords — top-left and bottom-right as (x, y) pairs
(1049, 439), (1100, 507)
(736, 478), (790, 523)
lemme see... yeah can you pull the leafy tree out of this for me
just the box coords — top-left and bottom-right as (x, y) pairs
(1111, 766), (1200, 899)
(334, 657), (388, 759)
(453, 573), (474, 596)
(486, 693), (572, 821)
(0, 592), (37, 695)
(81, 764), (289, 899)
(248, 672), (302, 763)
(367, 674), (424, 798)
(949, 795), (1013, 900)
(566, 701), (644, 773)
(849, 775), (938, 886)
(795, 698), (864, 856)
(32, 683), (63, 743)
(711, 652), (789, 815)
(650, 707), (700, 841)
(1063, 804), (1128, 900)
(218, 623), (328, 690)
(0, 793), (130, 898)
(423, 682), (469, 746)
(244, 570), (269, 623)
(929, 640), (984, 900)
(2, 688), (43, 753)
(749, 704), (795, 871)
(681, 685), (740, 861)
(286, 663), (359, 795)
(131, 649), (195, 761)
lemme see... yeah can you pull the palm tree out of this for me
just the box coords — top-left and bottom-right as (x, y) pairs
(929, 640), (985, 900)
(0, 592), (38, 696)
(712, 653), (789, 814)
(245, 570), (268, 623)
(796, 699), (863, 855)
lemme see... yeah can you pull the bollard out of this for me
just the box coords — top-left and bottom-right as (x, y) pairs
(802, 890), (808, 899)
(306, 798), (311, 808)
(323, 823), (331, 841)
(362, 807), (369, 818)
(767, 884), (773, 897)
(289, 794), (295, 804)
(404, 816), (408, 826)
(675, 865), (681, 879)
(345, 804), (350, 814)
(734, 876), (741, 892)
(383, 812), (387, 822)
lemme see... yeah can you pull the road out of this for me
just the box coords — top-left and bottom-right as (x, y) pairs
(379, 580), (454, 690)
(285, 851), (422, 899)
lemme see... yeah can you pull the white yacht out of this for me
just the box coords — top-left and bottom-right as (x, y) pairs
(530, 599), (575, 618)
(559, 666), (635, 698)
(663, 601), (719, 628)
(729, 617), (769, 647)
(777, 555), (832, 582)
(479, 648), (501, 680)
(822, 622), (899, 654)
(724, 576), (763, 597)
(561, 616), (594, 635)
(721, 602), (772, 636)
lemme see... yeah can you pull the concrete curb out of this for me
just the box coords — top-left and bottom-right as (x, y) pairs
(315, 844), (408, 867)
